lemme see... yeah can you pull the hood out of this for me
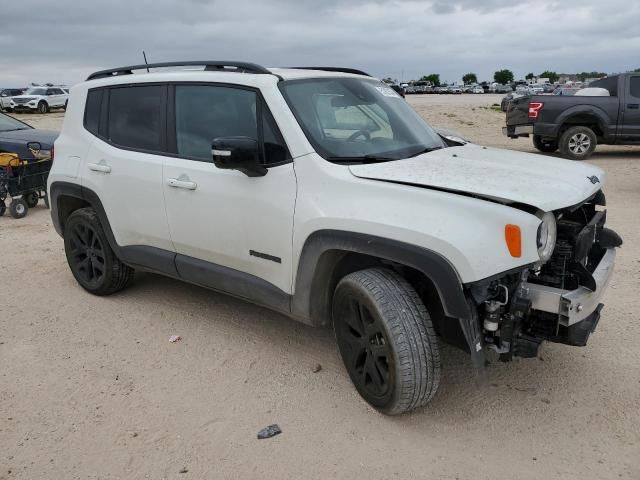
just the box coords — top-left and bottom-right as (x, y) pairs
(348, 144), (605, 211)
(0, 128), (58, 147)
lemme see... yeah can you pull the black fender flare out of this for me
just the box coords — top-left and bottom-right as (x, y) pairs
(291, 230), (483, 363)
(555, 105), (611, 138)
(49, 181), (177, 276)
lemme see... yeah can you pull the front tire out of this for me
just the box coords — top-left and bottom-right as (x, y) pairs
(64, 208), (134, 295)
(559, 126), (596, 160)
(37, 101), (49, 114)
(532, 135), (558, 153)
(333, 268), (441, 415)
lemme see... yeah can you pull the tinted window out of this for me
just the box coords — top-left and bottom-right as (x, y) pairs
(175, 85), (258, 161)
(589, 76), (618, 96)
(84, 89), (103, 136)
(630, 77), (640, 99)
(262, 109), (290, 164)
(108, 86), (163, 151)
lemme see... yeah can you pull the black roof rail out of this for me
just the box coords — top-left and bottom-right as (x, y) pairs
(86, 61), (271, 81)
(290, 67), (371, 77)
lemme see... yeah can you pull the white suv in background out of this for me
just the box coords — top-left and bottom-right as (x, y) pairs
(10, 86), (69, 113)
(48, 61), (621, 415)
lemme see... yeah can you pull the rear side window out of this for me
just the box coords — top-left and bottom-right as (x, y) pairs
(630, 77), (640, 99)
(84, 89), (103, 136)
(108, 85), (163, 151)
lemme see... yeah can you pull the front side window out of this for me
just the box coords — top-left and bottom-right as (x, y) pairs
(174, 85), (288, 164)
(280, 77), (444, 162)
(108, 85), (163, 151)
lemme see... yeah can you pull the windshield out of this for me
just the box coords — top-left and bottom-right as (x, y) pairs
(279, 77), (445, 162)
(0, 113), (31, 132)
(24, 88), (47, 96)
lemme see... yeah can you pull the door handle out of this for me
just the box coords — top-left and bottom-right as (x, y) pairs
(627, 104), (639, 109)
(167, 177), (197, 190)
(88, 162), (112, 173)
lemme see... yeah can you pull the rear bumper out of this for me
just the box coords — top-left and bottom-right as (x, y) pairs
(503, 123), (558, 139)
(503, 125), (533, 137)
(524, 247), (616, 328)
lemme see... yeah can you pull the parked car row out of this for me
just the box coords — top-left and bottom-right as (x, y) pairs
(0, 85), (69, 113)
(406, 84), (487, 94)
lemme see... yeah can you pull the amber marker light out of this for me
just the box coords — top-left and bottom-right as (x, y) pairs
(505, 224), (522, 258)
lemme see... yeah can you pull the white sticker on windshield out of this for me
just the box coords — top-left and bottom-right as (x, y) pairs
(375, 85), (400, 98)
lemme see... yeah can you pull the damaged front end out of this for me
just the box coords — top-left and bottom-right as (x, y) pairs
(469, 191), (622, 361)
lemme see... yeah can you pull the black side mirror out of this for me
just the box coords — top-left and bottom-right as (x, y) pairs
(211, 136), (267, 177)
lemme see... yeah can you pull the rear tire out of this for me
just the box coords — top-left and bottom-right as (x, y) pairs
(64, 207), (134, 295)
(532, 135), (558, 153)
(332, 268), (441, 415)
(559, 126), (596, 160)
(9, 199), (28, 219)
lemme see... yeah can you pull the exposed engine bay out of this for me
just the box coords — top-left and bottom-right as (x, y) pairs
(470, 190), (623, 361)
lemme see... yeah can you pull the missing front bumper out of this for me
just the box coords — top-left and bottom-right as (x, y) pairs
(523, 247), (616, 327)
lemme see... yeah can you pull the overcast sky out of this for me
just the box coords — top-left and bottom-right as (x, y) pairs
(2, 0), (639, 86)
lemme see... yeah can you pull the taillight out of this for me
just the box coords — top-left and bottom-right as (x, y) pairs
(528, 102), (544, 119)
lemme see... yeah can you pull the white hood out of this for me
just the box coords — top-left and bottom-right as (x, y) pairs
(348, 144), (605, 211)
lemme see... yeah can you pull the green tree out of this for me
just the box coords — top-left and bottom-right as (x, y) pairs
(382, 77), (398, 84)
(420, 74), (440, 86)
(525, 72), (534, 80)
(539, 71), (559, 83)
(633, 68), (640, 72)
(494, 69), (514, 84)
(462, 73), (478, 84)
(576, 71), (607, 81)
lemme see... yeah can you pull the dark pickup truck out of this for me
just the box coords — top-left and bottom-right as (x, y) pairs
(503, 73), (640, 159)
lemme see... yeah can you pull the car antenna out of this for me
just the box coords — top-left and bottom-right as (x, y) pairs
(142, 50), (150, 72)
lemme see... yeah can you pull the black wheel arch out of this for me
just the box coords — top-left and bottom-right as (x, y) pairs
(50, 181), (178, 276)
(555, 106), (610, 139)
(292, 230), (483, 362)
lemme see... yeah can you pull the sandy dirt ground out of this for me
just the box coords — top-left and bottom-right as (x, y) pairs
(1, 96), (639, 479)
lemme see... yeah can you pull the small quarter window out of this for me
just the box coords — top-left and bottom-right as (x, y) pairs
(84, 89), (103, 136)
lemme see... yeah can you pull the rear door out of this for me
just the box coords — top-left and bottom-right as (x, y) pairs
(81, 85), (174, 258)
(162, 83), (296, 296)
(621, 75), (640, 140)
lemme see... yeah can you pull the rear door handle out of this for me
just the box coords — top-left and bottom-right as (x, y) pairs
(167, 177), (197, 190)
(87, 162), (111, 173)
(627, 104), (639, 109)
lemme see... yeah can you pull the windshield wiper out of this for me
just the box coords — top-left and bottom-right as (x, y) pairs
(326, 154), (397, 164)
(1, 128), (29, 132)
(407, 146), (444, 158)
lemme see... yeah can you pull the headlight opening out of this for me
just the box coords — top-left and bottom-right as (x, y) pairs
(537, 212), (557, 261)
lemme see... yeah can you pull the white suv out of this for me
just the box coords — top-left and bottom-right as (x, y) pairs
(48, 61), (622, 414)
(10, 86), (69, 113)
